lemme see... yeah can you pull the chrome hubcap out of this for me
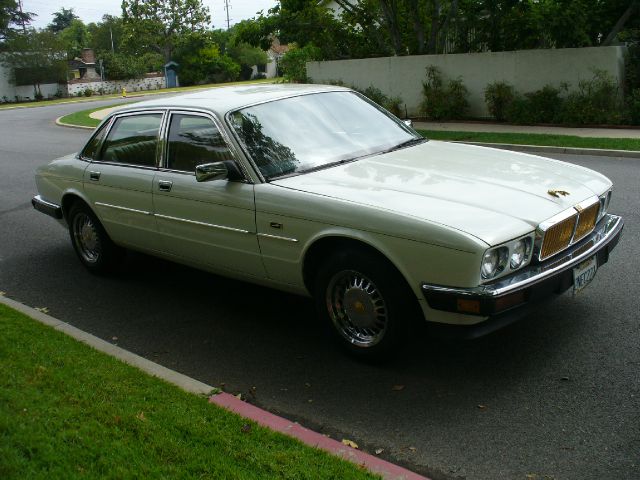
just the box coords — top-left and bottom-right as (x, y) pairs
(326, 270), (388, 347)
(73, 213), (101, 263)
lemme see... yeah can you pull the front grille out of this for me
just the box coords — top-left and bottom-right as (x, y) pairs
(540, 213), (577, 260)
(573, 202), (599, 242)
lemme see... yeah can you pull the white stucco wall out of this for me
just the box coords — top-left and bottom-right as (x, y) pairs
(307, 46), (627, 117)
(0, 63), (61, 101)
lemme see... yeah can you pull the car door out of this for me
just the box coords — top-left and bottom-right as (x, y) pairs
(82, 111), (163, 252)
(152, 111), (265, 278)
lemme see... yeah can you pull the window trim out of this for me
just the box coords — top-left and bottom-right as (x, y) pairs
(158, 108), (250, 182)
(88, 109), (168, 169)
(79, 116), (115, 162)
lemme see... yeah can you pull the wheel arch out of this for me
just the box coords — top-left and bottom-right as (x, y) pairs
(301, 234), (417, 303)
(61, 190), (94, 222)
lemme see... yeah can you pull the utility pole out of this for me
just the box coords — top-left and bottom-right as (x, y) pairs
(223, 0), (232, 30)
(110, 27), (115, 54)
(17, 0), (27, 33)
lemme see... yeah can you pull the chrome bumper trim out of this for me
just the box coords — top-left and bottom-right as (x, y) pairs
(422, 214), (623, 299)
(154, 213), (251, 234)
(257, 233), (299, 243)
(32, 195), (63, 219)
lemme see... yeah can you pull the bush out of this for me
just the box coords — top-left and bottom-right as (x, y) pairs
(83, 88), (93, 97)
(421, 66), (468, 120)
(504, 85), (566, 124)
(556, 70), (624, 125)
(280, 43), (321, 83)
(251, 72), (267, 80)
(350, 85), (404, 117)
(484, 81), (515, 121)
(627, 89), (640, 125)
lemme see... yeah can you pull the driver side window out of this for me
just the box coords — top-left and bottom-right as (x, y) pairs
(166, 114), (234, 172)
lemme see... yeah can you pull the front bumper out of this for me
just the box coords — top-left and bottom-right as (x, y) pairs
(32, 195), (63, 219)
(421, 214), (623, 338)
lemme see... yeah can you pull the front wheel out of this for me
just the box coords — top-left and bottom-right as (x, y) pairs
(315, 249), (416, 360)
(68, 202), (123, 273)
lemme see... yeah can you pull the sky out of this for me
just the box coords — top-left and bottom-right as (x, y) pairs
(23, 0), (278, 30)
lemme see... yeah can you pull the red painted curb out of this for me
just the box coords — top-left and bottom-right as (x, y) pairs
(209, 393), (429, 480)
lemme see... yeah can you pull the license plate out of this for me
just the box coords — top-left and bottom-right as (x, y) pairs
(573, 256), (598, 295)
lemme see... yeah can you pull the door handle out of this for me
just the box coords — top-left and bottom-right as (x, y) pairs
(89, 171), (101, 181)
(158, 180), (173, 192)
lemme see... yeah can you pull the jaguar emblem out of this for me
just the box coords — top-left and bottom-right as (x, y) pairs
(548, 189), (570, 198)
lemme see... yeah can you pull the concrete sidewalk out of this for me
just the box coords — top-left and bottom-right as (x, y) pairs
(414, 121), (640, 138)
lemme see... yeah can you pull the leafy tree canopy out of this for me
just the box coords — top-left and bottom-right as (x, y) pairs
(47, 7), (77, 33)
(0, 0), (34, 42)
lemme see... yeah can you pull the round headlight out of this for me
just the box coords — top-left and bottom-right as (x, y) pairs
(482, 247), (508, 279)
(510, 239), (527, 269)
(482, 250), (498, 278)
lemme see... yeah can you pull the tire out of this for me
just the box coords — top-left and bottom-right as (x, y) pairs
(68, 202), (123, 273)
(315, 248), (416, 361)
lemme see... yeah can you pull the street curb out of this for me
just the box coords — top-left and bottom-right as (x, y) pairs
(55, 116), (95, 130)
(0, 294), (428, 480)
(451, 140), (640, 158)
(210, 392), (430, 480)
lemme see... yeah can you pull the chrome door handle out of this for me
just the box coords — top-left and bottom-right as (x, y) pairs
(89, 171), (101, 181)
(158, 180), (173, 192)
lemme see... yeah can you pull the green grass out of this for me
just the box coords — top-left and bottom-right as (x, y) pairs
(418, 129), (640, 151)
(0, 304), (378, 479)
(0, 78), (279, 111)
(57, 104), (119, 128)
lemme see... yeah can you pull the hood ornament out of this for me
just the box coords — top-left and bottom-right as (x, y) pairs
(548, 189), (570, 198)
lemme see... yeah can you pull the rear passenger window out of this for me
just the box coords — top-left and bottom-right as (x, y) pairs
(166, 114), (234, 172)
(99, 114), (162, 167)
(81, 121), (109, 160)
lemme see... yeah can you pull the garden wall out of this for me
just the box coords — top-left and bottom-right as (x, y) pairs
(66, 74), (166, 97)
(0, 63), (61, 101)
(307, 46), (627, 118)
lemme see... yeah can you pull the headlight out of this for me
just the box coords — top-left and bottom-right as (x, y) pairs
(510, 237), (532, 269)
(481, 234), (534, 281)
(598, 190), (612, 221)
(481, 246), (508, 279)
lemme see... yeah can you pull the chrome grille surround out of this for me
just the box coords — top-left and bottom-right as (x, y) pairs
(536, 196), (600, 261)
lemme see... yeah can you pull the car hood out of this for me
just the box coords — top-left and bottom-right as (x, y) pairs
(271, 141), (611, 246)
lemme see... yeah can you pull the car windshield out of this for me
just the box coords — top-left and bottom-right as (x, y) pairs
(228, 91), (422, 180)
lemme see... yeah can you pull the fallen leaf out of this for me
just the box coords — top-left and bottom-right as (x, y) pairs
(113, 415), (121, 424)
(477, 404), (487, 410)
(391, 385), (405, 391)
(136, 411), (146, 421)
(35, 307), (49, 314)
(112, 336), (118, 341)
(241, 424), (252, 433)
(375, 448), (384, 455)
(409, 446), (417, 452)
(342, 439), (359, 449)
(235, 393), (243, 400)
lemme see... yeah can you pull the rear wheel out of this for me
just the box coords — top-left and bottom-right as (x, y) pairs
(315, 248), (416, 360)
(68, 202), (123, 273)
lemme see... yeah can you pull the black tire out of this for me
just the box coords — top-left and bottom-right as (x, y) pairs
(67, 202), (123, 273)
(315, 248), (416, 361)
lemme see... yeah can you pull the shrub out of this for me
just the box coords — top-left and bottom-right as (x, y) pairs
(251, 72), (267, 80)
(351, 85), (404, 117)
(484, 81), (515, 121)
(627, 89), (640, 125)
(421, 66), (468, 120)
(34, 91), (43, 101)
(505, 84), (566, 124)
(279, 43), (322, 83)
(83, 88), (93, 97)
(557, 70), (623, 125)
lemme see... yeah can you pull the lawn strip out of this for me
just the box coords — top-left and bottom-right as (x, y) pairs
(0, 304), (378, 480)
(418, 129), (640, 151)
(57, 104), (121, 128)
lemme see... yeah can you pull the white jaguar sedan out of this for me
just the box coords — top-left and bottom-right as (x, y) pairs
(33, 84), (623, 359)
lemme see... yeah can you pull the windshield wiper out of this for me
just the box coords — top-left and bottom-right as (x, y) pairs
(384, 137), (426, 154)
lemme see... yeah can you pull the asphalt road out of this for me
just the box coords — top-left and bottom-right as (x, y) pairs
(1, 100), (639, 480)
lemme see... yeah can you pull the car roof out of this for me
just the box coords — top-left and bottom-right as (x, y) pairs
(114, 83), (352, 117)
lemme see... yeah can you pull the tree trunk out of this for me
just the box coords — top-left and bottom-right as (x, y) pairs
(378, 0), (403, 55)
(602, 1), (638, 46)
(427, 0), (440, 54)
(437, 0), (458, 54)
(407, 0), (426, 54)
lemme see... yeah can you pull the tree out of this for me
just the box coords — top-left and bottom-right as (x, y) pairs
(47, 7), (77, 33)
(121, 0), (211, 61)
(228, 42), (268, 79)
(59, 19), (91, 59)
(87, 15), (124, 55)
(173, 31), (239, 85)
(1, 29), (66, 98)
(0, 0), (34, 42)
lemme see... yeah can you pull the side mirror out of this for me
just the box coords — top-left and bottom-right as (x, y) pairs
(195, 160), (244, 182)
(403, 119), (413, 128)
